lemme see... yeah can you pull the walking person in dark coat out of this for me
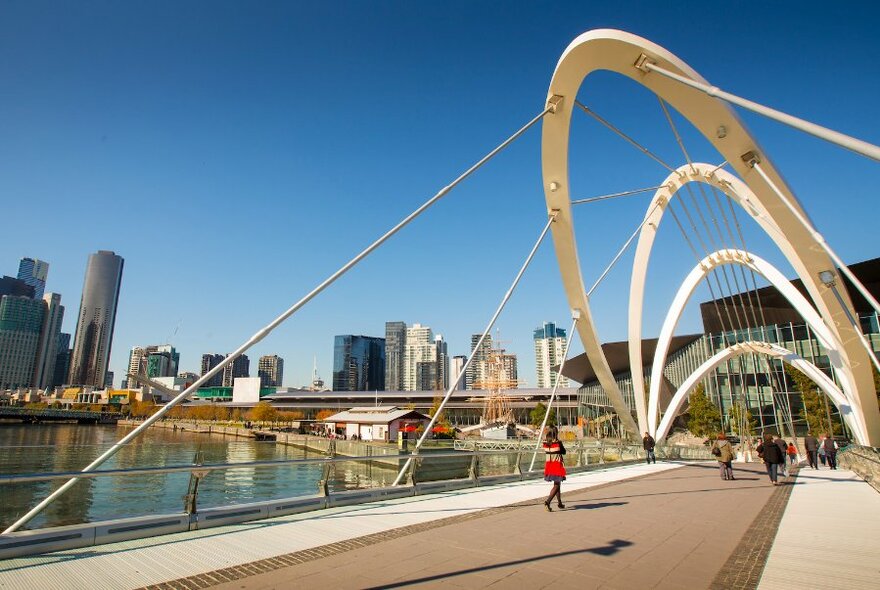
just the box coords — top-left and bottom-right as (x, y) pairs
(643, 432), (656, 464)
(804, 432), (819, 469)
(822, 433), (839, 470)
(757, 433), (785, 485)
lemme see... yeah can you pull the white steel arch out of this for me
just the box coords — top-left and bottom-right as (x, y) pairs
(627, 163), (794, 433)
(655, 341), (867, 445)
(646, 249), (857, 436)
(541, 29), (880, 444)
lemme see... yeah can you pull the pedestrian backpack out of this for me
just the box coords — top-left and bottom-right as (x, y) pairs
(711, 445), (721, 457)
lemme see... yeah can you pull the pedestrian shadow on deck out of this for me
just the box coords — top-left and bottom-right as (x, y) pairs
(568, 501), (628, 510)
(364, 540), (635, 589)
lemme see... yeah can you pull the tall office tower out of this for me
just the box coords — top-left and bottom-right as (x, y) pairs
(200, 353), (225, 387)
(68, 251), (124, 387)
(0, 286), (45, 390)
(333, 335), (385, 391)
(17, 258), (49, 300)
(384, 321), (407, 391)
(258, 355), (284, 387)
(52, 332), (71, 387)
(147, 345), (179, 378)
(449, 355), (467, 390)
(126, 347), (147, 388)
(465, 333), (493, 390)
(126, 344), (179, 387)
(499, 350), (519, 388)
(104, 371), (114, 389)
(32, 293), (65, 389)
(434, 335), (449, 391)
(402, 324), (439, 391)
(221, 353), (250, 387)
(534, 322), (569, 388)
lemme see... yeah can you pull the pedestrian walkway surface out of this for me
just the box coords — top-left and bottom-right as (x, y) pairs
(3, 461), (876, 589)
(0, 462), (682, 590)
(758, 467), (880, 590)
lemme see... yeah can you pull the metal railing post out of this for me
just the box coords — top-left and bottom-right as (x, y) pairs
(469, 452), (480, 484)
(599, 440), (606, 465)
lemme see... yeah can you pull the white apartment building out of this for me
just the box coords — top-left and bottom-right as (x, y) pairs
(534, 321), (569, 389)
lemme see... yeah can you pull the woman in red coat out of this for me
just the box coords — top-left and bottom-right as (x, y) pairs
(542, 426), (567, 511)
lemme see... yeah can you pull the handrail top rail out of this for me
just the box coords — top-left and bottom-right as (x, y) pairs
(0, 445), (628, 485)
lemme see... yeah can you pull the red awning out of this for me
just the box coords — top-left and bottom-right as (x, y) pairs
(400, 424), (417, 432)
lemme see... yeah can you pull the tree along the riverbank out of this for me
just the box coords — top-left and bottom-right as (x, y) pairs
(686, 384), (721, 437)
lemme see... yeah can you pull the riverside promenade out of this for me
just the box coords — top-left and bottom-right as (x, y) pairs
(0, 461), (877, 590)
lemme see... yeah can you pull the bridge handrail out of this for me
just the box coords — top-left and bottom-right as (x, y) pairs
(0, 448), (547, 485)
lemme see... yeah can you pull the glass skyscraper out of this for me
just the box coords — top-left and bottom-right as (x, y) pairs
(69, 251), (124, 387)
(17, 258), (49, 300)
(333, 335), (386, 392)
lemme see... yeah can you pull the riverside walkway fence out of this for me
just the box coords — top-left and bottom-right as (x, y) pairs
(0, 441), (713, 559)
(839, 444), (880, 493)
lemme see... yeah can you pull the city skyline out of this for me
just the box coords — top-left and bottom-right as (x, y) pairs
(2, 3), (878, 388)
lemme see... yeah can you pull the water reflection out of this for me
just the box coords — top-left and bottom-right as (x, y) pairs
(0, 424), (392, 530)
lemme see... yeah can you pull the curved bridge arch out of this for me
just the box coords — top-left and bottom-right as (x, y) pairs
(646, 249), (857, 435)
(541, 29), (880, 444)
(655, 341), (867, 445)
(628, 163), (794, 432)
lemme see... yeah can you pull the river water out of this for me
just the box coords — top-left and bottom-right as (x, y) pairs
(0, 423), (398, 531)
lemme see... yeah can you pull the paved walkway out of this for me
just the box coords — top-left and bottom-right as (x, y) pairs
(758, 467), (880, 589)
(0, 462), (681, 590)
(2, 461), (876, 589)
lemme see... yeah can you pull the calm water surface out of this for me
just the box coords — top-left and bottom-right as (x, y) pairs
(0, 423), (396, 530)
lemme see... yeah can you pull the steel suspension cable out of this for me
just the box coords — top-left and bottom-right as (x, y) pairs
(641, 60), (880, 163)
(750, 161), (880, 375)
(658, 98), (749, 335)
(391, 212), (558, 487)
(574, 100), (676, 172)
(3, 107), (552, 535)
(529, 314), (579, 472)
(570, 185), (665, 206)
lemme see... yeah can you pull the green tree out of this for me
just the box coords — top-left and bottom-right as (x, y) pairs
(529, 402), (556, 427)
(785, 366), (839, 435)
(728, 401), (756, 437)
(685, 383), (721, 437)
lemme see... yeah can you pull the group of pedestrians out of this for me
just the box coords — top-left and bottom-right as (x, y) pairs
(802, 432), (839, 469)
(538, 426), (842, 510)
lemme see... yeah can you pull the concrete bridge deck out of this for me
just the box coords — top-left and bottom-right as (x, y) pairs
(0, 461), (876, 590)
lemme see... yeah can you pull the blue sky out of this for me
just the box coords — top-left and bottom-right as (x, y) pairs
(2, 1), (878, 388)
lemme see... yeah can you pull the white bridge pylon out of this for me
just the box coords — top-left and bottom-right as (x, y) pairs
(645, 248), (864, 442)
(655, 341), (867, 445)
(542, 29), (880, 445)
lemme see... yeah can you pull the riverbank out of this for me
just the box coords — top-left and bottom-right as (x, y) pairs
(119, 419), (405, 464)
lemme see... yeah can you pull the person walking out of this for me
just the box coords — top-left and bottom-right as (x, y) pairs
(818, 435), (827, 467)
(774, 435), (790, 477)
(643, 432), (656, 464)
(542, 426), (567, 511)
(804, 432), (819, 469)
(710, 433), (735, 480)
(757, 433), (785, 485)
(786, 442), (798, 466)
(822, 434), (838, 470)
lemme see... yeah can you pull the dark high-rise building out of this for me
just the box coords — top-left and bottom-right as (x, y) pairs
(222, 354), (249, 387)
(0, 294), (44, 390)
(200, 353), (225, 387)
(52, 332), (71, 387)
(333, 335), (385, 392)
(68, 251), (124, 387)
(258, 355), (284, 388)
(33, 293), (65, 389)
(466, 333), (493, 390)
(384, 321), (406, 391)
(17, 258), (49, 300)
(0, 276), (35, 299)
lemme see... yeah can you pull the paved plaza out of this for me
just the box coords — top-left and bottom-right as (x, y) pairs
(1, 461), (877, 590)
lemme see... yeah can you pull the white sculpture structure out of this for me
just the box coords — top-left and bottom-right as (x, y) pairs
(541, 29), (880, 445)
